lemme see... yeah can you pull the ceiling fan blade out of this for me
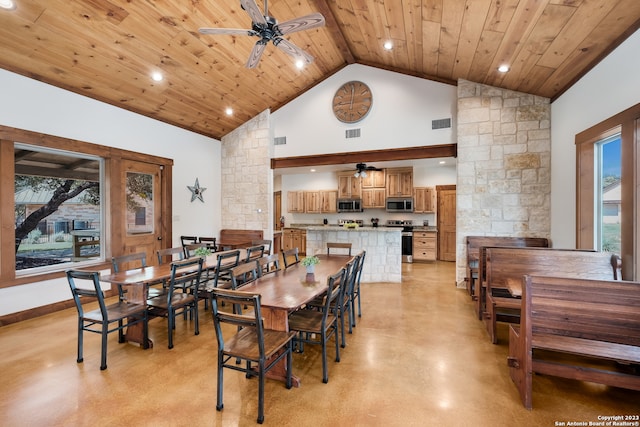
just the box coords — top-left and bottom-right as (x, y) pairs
(275, 13), (325, 35)
(273, 37), (314, 64)
(240, 0), (267, 26)
(246, 40), (267, 69)
(199, 27), (256, 36)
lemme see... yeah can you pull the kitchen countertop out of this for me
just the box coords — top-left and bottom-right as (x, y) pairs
(288, 224), (437, 232)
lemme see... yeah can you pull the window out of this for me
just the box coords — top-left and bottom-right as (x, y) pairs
(576, 103), (640, 281)
(1, 124), (173, 291)
(596, 135), (621, 254)
(14, 143), (103, 273)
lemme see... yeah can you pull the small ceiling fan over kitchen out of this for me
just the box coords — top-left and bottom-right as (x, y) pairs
(198, 0), (325, 69)
(354, 163), (381, 178)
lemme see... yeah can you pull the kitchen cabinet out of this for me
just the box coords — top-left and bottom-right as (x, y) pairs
(413, 230), (436, 261)
(321, 190), (337, 213)
(287, 191), (305, 213)
(282, 228), (306, 255)
(362, 188), (385, 209)
(337, 173), (362, 199)
(303, 190), (337, 213)
(414, 187), (436, 213)
(361, 169), (386, 188)
(386, 167), (413, 197)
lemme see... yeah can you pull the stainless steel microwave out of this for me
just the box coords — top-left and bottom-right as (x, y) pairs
(386, 197), (414, 212)
(337, 198), (363, 213)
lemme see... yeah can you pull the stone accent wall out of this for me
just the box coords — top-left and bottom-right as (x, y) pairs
(456, 79), (551, 285)
(220, 110), (272, 232)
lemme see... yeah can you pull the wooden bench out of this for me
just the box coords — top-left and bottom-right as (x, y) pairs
(508, 275), (640, 409)
(482, 247), (619, 344)
(465, 236), (550, 318)
(218, 229), (263, 251)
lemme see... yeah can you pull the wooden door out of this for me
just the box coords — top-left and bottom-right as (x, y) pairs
(118, 159), (163, 266)
(437, 185), (456, 261)
(274, 191), (282, 231)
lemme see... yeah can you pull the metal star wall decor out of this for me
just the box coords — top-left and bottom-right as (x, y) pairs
(187, 178), (206, 203)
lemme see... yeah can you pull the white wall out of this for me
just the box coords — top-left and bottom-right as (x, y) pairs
(551, 29), (640, 248)
(0, 69), (221, 315)
(272, 63), (457, 156)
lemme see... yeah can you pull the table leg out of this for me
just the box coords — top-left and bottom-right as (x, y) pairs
(262, 307), (301, 387)
(122, 283), (153, 348)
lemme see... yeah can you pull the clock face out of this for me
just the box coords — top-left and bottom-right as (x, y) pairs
(332, 81), (373, 123)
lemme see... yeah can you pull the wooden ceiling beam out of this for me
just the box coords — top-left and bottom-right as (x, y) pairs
(313, 0), (355, 64)
(271, 143), (457, 169)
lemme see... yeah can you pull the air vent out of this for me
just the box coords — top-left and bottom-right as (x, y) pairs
(345, 128), (361, 139)
(274, 136), (287, 145)
(432, 118), (451, 129)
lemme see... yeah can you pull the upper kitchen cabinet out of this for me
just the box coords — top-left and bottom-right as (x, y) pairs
(321, 190), (338, 213)
(303, 190), (337, 213)
(362, 188), (385, 209)
(414, 187), (437, 213)
(361, 169), (386, 188)
(287, 191), (305, 213)
(338, 173), (362, 199)
(386, 167), (413, 198)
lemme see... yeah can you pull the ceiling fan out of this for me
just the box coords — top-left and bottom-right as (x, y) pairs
(198, 0), (325, 69)
(354, 163), (381, 178)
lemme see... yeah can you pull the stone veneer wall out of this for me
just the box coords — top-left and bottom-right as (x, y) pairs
(220, 110), (272, 232)
(456, 79), (551, 285)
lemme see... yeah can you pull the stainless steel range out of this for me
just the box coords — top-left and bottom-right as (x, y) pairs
(387, 220), (413, 263)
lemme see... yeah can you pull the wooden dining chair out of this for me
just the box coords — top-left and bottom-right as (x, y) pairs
(245, 245), (265, 262)
(156, 247), (185, 265)
(210, 288), (297, 424)
(281, 247), (300, 268)
(198, 236), (218, 252)
(288, 268), (345, 383)
(111, 252), (163, 299)
(180, 235), (198, 247)
(66, 270), (148, 370)
(252, 239), (272, 255)
(258, 253), (281, 276)
(351, 250), (366, 324)
(146, 257), (203, 349)
(230, 260), (261, 291)
(327, 242), (352, 256)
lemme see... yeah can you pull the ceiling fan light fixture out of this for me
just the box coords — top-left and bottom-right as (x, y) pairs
(354, 171), (360, 178)
(361, 170), (367, 178)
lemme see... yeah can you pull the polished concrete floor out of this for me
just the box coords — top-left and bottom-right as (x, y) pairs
(0, 261), (638, 426)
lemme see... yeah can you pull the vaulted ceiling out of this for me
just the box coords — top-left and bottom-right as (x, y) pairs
(1, 0), (639, 140)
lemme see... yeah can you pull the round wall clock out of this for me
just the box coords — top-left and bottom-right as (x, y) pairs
(332, 80), (373, 123)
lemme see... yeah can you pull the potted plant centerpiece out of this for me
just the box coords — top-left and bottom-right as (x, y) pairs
(302, 255), (320, 274)
(193, 247), (212, 258)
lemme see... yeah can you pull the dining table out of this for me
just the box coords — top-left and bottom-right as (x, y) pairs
(238, 253), (353, 387)
(100, 249), (247, 347)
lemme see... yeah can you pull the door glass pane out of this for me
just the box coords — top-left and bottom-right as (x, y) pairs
(597, 134), (621, 253)
(126, 172), (154, 234)
(14, 144), (102, 272)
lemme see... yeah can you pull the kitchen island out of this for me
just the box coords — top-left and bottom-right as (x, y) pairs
(297, 225), (402, 283)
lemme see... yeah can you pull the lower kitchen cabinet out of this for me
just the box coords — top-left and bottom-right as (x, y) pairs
(282, 228), (306, 255)
(413, 230), (436, 261)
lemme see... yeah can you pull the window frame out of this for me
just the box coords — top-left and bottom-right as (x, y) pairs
(0, 125), (173, 289)
(576, 103), (640, 281)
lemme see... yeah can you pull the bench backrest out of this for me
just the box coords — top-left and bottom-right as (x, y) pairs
(484, 247), (617, 292)
(524, 275), (640, 347)
(219, 229), (263, 245)
(466, 236), (549, 280)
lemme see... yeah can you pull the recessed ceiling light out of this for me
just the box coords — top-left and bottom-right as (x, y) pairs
(439, 161), (446, 165)
(498, 65), (510, 73)
(151, 71), (163, 82)
(0, 0), (16, 10)
(225, 107), (233, 116)
(383, 40), (393, 50)
(295, 59), (304, 69)
(310, 169), (316, 173)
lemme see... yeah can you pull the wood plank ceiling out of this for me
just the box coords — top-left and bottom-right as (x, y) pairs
(0, 0), (639, 140)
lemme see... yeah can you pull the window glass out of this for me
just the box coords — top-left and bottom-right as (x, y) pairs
(14, 144), (103, 272)
(597, 135), (621, 253)
(125, 172), (154, 234)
